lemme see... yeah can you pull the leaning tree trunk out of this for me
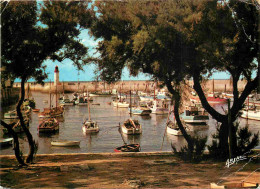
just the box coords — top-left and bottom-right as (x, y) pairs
(165, 81), (194, 155)
(0, 120), (26, 166)
(193, 71), (259, 158)
(17, 76), (35, 163)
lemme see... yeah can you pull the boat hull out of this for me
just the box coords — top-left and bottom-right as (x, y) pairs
(0, 138), (13, 147)
(121, 124), (142, 135)
(51, 140), (80, 147)
(241, 110), (260, 121)
(166, 126), (183, 136)
(114, 144), (140, 152)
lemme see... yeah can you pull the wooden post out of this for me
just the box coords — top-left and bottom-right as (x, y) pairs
(227, 99), (232, 159)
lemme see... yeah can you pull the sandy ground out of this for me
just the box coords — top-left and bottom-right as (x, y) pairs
(0, 152), (259, 188)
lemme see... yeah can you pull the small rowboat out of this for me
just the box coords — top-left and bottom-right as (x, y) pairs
(32, 109), (40, 112)
(114, 143), (140, 152)
(51, 140), (80, 147)
(0, 138), (13, 147)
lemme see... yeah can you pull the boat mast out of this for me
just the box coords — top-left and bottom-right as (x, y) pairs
(130, 90), (132, 117)
(49, 80), (51, 110)
(87, 89), (91, 121)
(56, 80), (57, 108)
(213, 79), (215, 95)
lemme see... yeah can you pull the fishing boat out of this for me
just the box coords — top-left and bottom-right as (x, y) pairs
(149, 99), (169, 115)
(156, 91), (171, 101)
(210, 181), (259, 188)
(24, 83), (36, 108)
(241, 109), (260, 121)
(180, 106), (209, 125)
(82, 94), (99, 133)
(39, 82), (64, 118)
(38, 106), (64, 118)
(121, 119), (142, 135)
(4, 110), (19, 119)
(60, 96), (75, 106)
(51, 140), (80, 147)
(38, 118), (59, 133)
(3, 118), (30, 134)
(130, 101), (152, 115)
(166, 120), (191, 136)
(75, 95), (88, 105)
(114, 143), (140, 152)
(0, 138), (13, 147)
(190, 96), (227, 104)
(82, 120), (99, 133)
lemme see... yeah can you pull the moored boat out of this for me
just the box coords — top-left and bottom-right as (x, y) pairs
(180, 106), (209, 125)
(166, 120), (190, 136)
(0, 138), (13, 147)
(241, 109), (260, 121)
(121, 119), (142, 135)
(38, 118), (59, 133)
(114, 143), (140, 152)
(51, 140), (80, 147)
(82, 120), (99, 133)
(3, 118), (30, 134)
(149, 100), (169, 115)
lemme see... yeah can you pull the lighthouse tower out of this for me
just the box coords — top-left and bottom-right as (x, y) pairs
(54, 65), (59, 86)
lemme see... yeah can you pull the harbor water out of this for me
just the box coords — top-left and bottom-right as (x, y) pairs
(1, 91), (259, 155)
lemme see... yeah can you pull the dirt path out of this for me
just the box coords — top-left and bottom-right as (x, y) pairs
(0, 152), (259, 188)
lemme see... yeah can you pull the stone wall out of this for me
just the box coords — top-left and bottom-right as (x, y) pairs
(13, 79), (248, 93)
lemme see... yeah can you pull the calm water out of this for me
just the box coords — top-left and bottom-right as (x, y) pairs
(1, 91), (259, 155)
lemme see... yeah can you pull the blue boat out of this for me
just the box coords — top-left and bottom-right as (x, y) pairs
(180, 106), (209, 125)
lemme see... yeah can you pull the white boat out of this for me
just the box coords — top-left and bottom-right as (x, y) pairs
(180, 106), (209, 125)
(82, 120), (99, 133)
(60, 98), (74, 106)
(121, 119), (142, 135)
(149, 100), (169, 115)
(166, 121), (182, 136)
(82, 95), (99, 133)
(51, 140), (80, 147)
(241, 109), (260, 121)
(156, 91), (171, 101)
(0, 138), (13, 147)
(112, 100), (129, 108)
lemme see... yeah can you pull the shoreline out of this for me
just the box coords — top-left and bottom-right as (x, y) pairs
(1, 152), (259, 188)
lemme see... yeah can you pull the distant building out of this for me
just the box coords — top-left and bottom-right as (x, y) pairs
(54, 65), (59, 86)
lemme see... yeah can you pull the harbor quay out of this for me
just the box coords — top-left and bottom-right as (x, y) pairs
(13, 79), (248, 94)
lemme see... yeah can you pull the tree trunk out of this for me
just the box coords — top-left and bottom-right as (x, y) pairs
(165, 81), (194, 155)
(173, 93), (194, 154)
(0, 120), (26, 166)
(193, 72), (258, 158)
(17, 76), (35, 163)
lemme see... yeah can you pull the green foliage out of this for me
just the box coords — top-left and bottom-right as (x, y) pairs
(172, 136), (207, 162)
(2, 1), (90, 82)
(208, 122), (259, 160)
